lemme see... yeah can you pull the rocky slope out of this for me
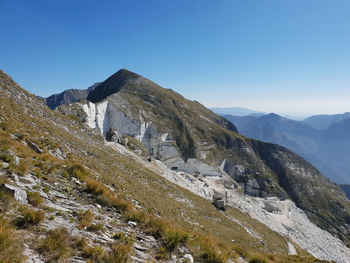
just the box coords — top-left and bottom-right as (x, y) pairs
(48, 69), (350, 247)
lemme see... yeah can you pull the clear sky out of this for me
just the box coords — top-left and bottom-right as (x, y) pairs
(1, 0), (349, 117)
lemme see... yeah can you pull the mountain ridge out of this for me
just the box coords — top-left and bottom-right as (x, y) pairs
(223, 112), (350, 184)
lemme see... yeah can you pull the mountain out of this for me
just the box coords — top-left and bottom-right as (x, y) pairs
(2, 69), (350, 262)
(303, 112), (350, 129)
(223, 113), (350, 184)
(51, 69), (350, 244)
(45, 83), (100, 109)
(210, 107), (264, 116)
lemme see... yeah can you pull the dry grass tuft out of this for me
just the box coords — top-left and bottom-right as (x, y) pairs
(27, 191), (43, 207)
(15, 206), (44, 228)
(0, 216), (25, 263)
(37, 227), (72, 262)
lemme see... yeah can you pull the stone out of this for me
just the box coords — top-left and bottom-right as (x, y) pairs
(0, 183), (28, 204)
(128, 220), (137, 227)
(264, 202), (281, 213)
(134, 243), (148, 251)
(0, 161), (9, 168)
(181, 254), (194, 263)
(105, 128), (121, 142)
(28, 141), (43, 154)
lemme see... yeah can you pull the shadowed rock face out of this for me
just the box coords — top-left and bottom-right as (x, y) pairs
(87, 69), (141, 103)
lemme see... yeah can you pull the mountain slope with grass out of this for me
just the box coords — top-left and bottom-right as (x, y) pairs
(47, 69), (350, 250)
(1, 69), (350, 262)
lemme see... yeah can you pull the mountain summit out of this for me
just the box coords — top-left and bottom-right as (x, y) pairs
(87, 68), (145, 103)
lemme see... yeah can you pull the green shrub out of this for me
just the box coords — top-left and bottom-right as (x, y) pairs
(37, 228), (72, 262)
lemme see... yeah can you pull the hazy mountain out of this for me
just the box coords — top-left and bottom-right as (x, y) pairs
(2, 69), (350, 262)
(210, 107), (264, 116)
(223, 113), (350, 184)
(303, 112), (350, 129)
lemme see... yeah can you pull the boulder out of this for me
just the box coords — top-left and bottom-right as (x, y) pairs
(28, 141), (43, 154)
(105, 128), (121, 142)
(0, 183), (28, 204)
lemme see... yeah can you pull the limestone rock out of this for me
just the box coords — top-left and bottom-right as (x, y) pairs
(0, 183), (28, 204)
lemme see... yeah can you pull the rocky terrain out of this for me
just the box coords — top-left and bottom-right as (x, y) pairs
(1, 68), (350, 263)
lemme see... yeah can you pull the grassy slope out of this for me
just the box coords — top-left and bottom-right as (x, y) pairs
(0, 70), (325, 262)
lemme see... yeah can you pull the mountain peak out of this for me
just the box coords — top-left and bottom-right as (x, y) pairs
(258, 113), (282, 122)
(87, 68), (144, 103)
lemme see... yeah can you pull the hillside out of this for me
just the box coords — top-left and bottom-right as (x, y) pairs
(1, 69), (350, 262)
(46, 68), (350, 249)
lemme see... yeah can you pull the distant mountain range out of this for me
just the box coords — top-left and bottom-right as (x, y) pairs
(216, 111), (350, 184)
(304, 112), (350, 129)
(209, 107), (264, 116)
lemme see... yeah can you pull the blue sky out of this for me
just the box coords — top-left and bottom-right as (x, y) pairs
(1, 0), (349, 117)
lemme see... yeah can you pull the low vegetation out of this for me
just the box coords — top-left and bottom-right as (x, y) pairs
(27, 191), (43, 207)
(37, 228), (72, 262)
(15, 206), (44, 228)
(0, 216), (25, 263)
